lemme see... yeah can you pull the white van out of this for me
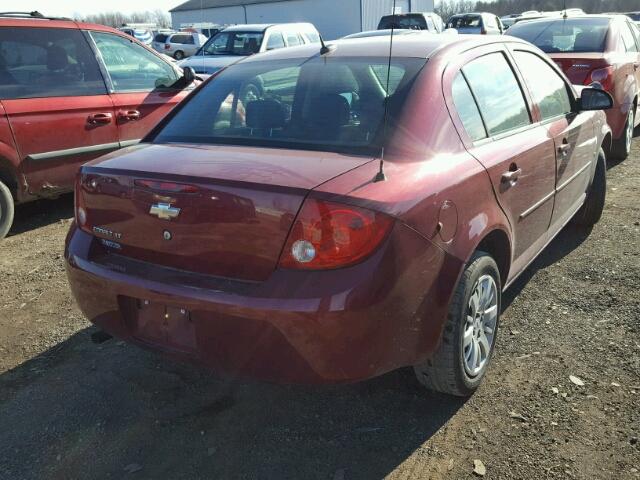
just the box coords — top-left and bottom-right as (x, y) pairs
(178, 23), (321, 76)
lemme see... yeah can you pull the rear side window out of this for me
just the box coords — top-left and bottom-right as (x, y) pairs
(452, 73), (487, 141)
(91, 32), (178, 92)
(462, 52), (530, 136)
(286, 33), (302, 47)
(171, 34), (194, 44)
(513, 51), (572, 120)
(0, 27), (106, 100)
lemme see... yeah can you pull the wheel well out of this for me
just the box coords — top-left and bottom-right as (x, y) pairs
(476, 229), (511, 287)
(0, 158), (18, 199)
(602, 132), (612, 160)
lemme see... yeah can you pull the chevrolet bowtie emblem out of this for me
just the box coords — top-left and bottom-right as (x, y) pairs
(149, 203), (180, 220)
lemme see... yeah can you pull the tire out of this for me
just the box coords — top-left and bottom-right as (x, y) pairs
(573, 148), (606, 228)
(173, 50), (185, 60)
(0, 180), (14, 239)
(611, 107), (634, 161)
(414, 251), (501, 397)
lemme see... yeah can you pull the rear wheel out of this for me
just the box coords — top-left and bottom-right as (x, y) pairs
(414, 251), (501, 397)
(611, 107), (634, 161)
(173, 50), (185, 60)
(0, 180), (14, 239)
(573, 148), (606, 227)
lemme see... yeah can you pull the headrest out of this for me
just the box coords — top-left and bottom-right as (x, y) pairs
(47, 46), (69, 71)
(308, 94), (350, 128)
(246, 99), (286, 129)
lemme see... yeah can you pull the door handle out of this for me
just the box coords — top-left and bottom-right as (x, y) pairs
(118, 110), (141, 121)
(501, 167), (522, 184)
(558, 142), (571, 157)
(87, 112), (113, 125)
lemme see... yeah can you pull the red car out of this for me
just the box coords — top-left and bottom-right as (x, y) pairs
(0, 12), (198, 238)
(507, 15), (640, 160)
(66, 35), (612, 396)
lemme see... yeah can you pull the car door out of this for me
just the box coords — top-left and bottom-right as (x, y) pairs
(510, 48), (599, 233)
(89, 30), (192, 146)
(0, 26), (118, 195)
(445, 46), (557, 275)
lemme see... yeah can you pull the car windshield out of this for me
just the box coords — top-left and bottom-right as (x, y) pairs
(198, 31), (265, 56)
(379, 15), (427, 30)
(626, 13), (640, 21)
(448, 15), (481, 28)
(154, 57), (426, 156)
(507, 18), (610, 53)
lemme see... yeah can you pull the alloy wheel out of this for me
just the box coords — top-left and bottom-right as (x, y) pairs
(626, 109), (634, 155)
(463, 274), (498, 377)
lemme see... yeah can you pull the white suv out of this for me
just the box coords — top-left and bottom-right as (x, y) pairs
(178, 23), (321, 76)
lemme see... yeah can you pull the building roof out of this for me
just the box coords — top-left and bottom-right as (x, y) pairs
(170, 0), (290, 13)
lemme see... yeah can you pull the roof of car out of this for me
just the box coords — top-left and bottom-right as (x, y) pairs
(240, 34), (529, 63)
(508, 15), (616, 27)
(0, 16), (133, 34)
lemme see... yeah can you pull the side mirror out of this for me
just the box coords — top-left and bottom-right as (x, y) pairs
(578, 87), (613, 111)
(183, 66), (196, 85)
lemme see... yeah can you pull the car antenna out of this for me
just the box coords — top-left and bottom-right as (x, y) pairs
(319, 34), (332, 55)
(562, 0), (568, 19)
(375, 0), (398, 183)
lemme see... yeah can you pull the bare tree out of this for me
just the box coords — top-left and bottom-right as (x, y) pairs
(75, 10), (171, 28)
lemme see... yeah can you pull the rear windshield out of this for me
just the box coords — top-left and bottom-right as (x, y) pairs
(154, 34), (169, 43)
(199, 31), (265, 56)
(378, 15), (427, 30)
(507, 18), (610, 53)
(154, 57), (426, 156)
(447, 15), (482, 29)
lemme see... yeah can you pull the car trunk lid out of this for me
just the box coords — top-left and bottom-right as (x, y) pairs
(548, 52), (610, 86)
(79, 143), (373, 281)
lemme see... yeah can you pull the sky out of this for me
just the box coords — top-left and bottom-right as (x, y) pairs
(0, 0), (180, 17)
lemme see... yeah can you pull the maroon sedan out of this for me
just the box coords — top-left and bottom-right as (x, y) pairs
(507, 15), (640, 160)
(66, 35), (612, 396)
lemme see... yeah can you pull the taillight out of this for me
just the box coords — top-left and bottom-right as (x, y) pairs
(75, 175), (89, 232)
(278, 199), (394, 270)
(585, 66), (614, 91)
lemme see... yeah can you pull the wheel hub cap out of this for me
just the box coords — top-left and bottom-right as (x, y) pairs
(463, 274), (498, 377)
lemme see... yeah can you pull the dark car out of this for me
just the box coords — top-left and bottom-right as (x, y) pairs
(0, 12), (198, 239)
(507, 15), (640, 160)
(378, 12), (444, 33)
(447, 13), (504, 35)
(66, 35), (612, 396)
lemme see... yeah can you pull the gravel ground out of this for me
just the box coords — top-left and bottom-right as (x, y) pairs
(0, 138), (638, 480)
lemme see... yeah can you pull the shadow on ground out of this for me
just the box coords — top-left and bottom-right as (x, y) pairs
(8, 193), (73, 237)
(0, 328), (466, 480)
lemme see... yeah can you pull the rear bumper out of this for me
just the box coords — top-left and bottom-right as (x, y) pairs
(65, 222), (461, 384)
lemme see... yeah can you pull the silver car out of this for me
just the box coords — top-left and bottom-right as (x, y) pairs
(161, 32), (208, 60)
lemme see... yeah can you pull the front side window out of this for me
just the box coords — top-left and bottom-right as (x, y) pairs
(201, 32), (264, 56)
(451, 73), (487, 142)
(266, 32), (285, 50)
(463, 52), (530, 136)
(513, 51), (572, 120)
(507, 18), (610, 53)
(0, 27), (106, 100)
(620, 22), (638, 52)
(91, 32), (178, 92)
(154, 57), (426, 156)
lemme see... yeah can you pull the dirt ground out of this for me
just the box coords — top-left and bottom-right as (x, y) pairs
(0, 138), (638, 480)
